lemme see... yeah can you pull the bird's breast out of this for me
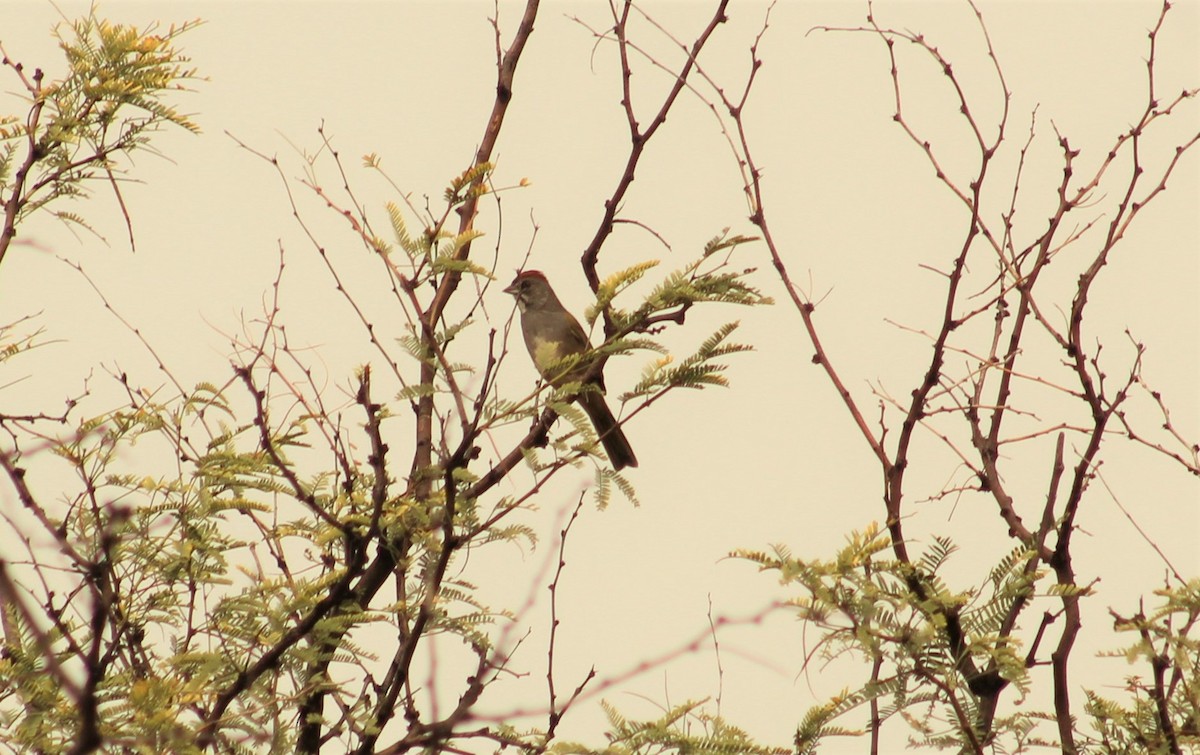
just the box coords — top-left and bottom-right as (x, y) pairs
(530, 336), (563, 373)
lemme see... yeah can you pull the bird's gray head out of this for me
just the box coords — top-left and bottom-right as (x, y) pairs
(503, 270), (557, 312)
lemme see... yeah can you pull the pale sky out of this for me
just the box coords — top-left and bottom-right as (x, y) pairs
(2, 1), (1197, 751)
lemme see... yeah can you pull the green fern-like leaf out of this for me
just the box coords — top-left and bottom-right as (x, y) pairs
(586, 260), (662, 324)
(702, 228), (760, 258)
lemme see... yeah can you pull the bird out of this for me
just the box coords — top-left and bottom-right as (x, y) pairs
(503, 270), (638, 470)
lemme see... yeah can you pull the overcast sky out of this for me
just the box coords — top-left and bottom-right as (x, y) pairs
(2, 1), (1198, 750)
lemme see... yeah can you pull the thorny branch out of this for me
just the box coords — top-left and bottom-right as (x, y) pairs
(697, 0), (1197, 749)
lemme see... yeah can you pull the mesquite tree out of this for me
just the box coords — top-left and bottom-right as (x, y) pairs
(721, 2), (1200, 753)
(0, 5), (765, 753)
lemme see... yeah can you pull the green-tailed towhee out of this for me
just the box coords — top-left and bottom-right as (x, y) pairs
(504, 270), (638, 470)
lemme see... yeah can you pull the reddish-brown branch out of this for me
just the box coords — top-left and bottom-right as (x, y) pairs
(578, 1), (731, 306)
(426, 0), (542, 329)
(412, 0), (542, 498)
(860, 9), (1006, 567)
(0, 68), (47, 271)
(544, 496), (589, 744)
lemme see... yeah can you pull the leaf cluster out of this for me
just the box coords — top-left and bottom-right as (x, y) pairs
(576, 231), (770, 405)
(736, 525), (1053, 752)
(0, 10), (200, 251)
(0, 366), (522, 750)
(1084, 581), (1200, 754)
(549, 700), (791, 755)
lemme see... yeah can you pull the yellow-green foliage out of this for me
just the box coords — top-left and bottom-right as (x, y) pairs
(3, 9), (200, 237)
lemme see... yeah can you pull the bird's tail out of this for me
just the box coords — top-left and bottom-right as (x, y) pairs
(579, 391), (638, 471)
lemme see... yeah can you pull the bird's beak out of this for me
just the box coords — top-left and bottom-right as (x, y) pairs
(502, 281), (518, 296)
